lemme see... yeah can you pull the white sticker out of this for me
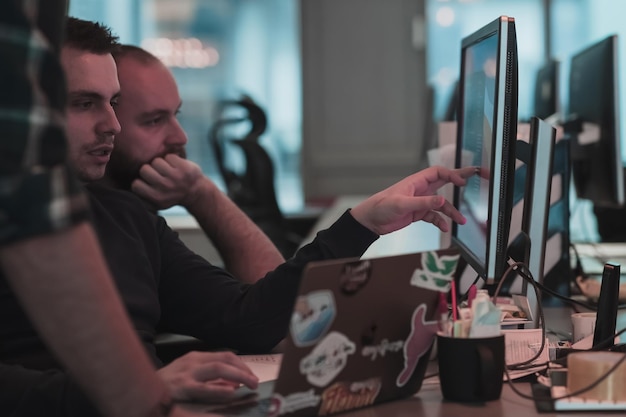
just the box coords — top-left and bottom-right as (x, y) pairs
(300, 331), (356, 387)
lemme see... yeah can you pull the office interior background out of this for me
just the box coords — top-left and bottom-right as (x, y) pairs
(69, 0), (625, 243)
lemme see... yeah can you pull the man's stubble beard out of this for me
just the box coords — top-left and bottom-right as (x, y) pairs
(105, 150), (143, 190)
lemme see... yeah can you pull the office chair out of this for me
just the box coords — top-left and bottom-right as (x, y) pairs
(209, 95), (304, 257)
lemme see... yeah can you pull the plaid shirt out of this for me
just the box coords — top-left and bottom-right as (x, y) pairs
(0, 0), (89, 246)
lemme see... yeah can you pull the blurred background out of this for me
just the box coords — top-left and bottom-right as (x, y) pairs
(69, 0), (626, 242)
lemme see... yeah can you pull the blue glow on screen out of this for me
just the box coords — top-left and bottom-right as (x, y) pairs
(457, 34), (498, 265)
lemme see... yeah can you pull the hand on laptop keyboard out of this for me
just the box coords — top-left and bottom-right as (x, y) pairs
(157, 351), (259, 403)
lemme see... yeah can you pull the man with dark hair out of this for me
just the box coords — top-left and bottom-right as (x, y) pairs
(0, 16), (477, 415)
(0, 6), (182, 417)
(64, 16), (121, 51)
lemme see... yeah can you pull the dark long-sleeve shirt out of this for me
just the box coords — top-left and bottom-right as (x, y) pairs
(0, 183), (378, 415)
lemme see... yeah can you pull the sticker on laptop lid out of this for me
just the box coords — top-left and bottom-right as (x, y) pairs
(396, 304), (438, 387)
(319, 378), (381, 415)
(361, 338), (404, 361)
(300, 331), (356, 387)
(410, 251), (460, 292)
(290, 290), (336, 347)
(272, 389), (320, 416)
(338, 260), (372, 295)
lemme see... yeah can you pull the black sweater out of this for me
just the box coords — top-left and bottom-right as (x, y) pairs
(0, 184), (377, 416)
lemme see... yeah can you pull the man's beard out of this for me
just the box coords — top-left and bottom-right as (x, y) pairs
(104, 151), (143, 190)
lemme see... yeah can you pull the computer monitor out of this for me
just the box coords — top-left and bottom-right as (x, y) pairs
(452, 16), (519, 285)
(568, 35), (624, 208)
(499, 117), (555, 327)
(522, 118), (556, 326)
(533, 59), (560, 121)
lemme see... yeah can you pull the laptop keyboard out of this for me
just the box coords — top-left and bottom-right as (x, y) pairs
(214, 399), (272, 417)
(201, 383), (276, 417)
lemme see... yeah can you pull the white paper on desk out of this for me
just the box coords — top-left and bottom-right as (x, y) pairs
(571, 333), (622, 349)
(239, 354), (282, 383)
(502, 329), (551, 380)
(571, 334), (593, 350)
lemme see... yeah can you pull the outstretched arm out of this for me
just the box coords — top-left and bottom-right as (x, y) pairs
(132, 154), (285, 282)
(350, 166), (477, 236)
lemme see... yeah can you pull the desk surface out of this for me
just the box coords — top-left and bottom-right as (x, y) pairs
(179, 308), (593, 417)
(171, 199), (615, 416)
(178, 383), (541, 416)
(181, 368), (624, 416)
(180, 375), (616, 417)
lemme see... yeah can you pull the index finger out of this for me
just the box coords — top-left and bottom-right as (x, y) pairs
(420, 165), (477, 190)
(456, 165), (480, 179)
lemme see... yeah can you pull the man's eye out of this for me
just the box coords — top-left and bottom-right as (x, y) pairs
(74, 101), (93, 110)
(146, 117), (164, 126)
(111, 99), (119, 108)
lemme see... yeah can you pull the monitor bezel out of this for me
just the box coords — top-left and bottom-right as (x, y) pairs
(452, 16), (519, 285)
(525, 117), (556, 326)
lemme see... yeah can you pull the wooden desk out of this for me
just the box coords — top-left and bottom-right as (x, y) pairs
(179, 307), (593, 416)
(179, 383), (526, 416)
(180, 377), (616, 417)
(172, 198), (611, 416)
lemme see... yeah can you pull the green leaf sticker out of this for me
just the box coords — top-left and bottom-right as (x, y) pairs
(410, 252), (460, 292)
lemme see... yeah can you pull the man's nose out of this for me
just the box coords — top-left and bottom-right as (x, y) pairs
(98, 105), (121, 137)
(165, 119), (188, 146)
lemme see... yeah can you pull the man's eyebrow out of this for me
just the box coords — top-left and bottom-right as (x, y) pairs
(68, 90), (121, 102)
(138, 102), (183, 119)
(138, 108), (170, 119)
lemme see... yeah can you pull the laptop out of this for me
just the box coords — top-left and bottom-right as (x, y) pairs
(188, 248), (460, 417)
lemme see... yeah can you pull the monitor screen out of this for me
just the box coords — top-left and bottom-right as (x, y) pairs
(452, 16), (519, 285)
(568, 35), (624, 207)
(533, 59), (560, 121)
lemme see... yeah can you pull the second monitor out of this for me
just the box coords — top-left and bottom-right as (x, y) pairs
(568, 34), (624, 208)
